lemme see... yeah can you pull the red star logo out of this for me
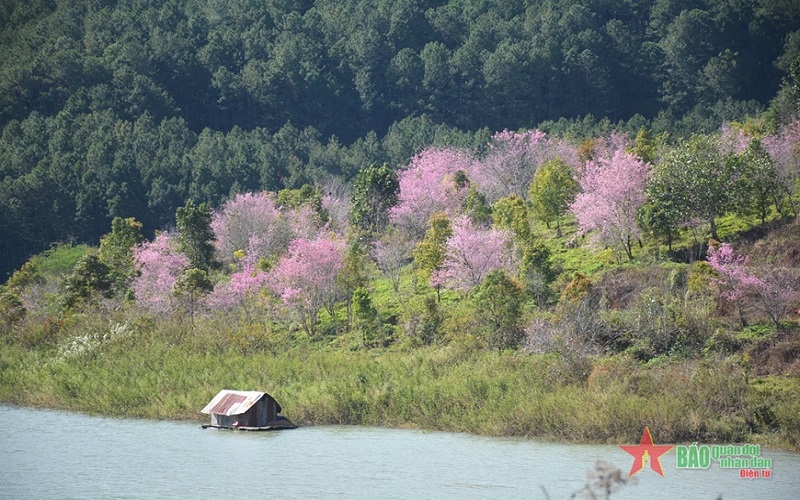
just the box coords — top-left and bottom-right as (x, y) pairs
(620, 427), (673, 477)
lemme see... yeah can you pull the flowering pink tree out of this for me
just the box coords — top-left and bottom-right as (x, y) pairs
(320, 180), (352, 233)
(431, 217), (515, 293)
(472, 130), (548, 203)
(205, 237), (268, 318)
(706, 243), (760, 305)
(371, 229), (415, 293)
(389, 148), (473, 238)
(267, 233), (346, 336)
(132, 232), (189, 314)
(211, 192), (284, 264)
(285, 203), (325, 241)
(548, 137), (582, 173)
(748, 265), (800, 329)
(469, 129), (581, 204)
(570, 148), (650, 261)
(762, 121), (800, 217)
(718, 122), (751, 155)
(211, 191), (324, 265)
(708, 243), (800, 328)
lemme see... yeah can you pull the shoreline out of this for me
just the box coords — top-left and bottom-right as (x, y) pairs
(2, 400), (799, 454)
(2, 341), (799, 452)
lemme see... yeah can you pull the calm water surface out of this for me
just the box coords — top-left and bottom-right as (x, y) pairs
(1, 405), (799, 499)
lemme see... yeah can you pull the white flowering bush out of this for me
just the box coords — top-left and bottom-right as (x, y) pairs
(57, 321), (133, 360)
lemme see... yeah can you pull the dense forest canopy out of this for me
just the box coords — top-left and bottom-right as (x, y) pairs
(1, 0), (799, 279)
(1, 0), (795, 134)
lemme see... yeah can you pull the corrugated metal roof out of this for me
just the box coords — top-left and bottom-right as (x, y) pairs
(201, 390), (268, 416)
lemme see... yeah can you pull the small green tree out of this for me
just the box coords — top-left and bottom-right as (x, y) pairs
(176, 200), (217, 271)
(739, 140), (782, 223)
(404, 294), (443, 346)
(473, 270), (525, 350)
(338, 238), (370, 330)
(412, 212), (452, 297)
(630, 126), (659, 164)
(649, 135), (745, 241)
(352, 287), (381, 347)
(0, 288), (25, 333)
(277, 184), (329, 224)
(520, 235), (555, 305)
(492, 194), (555, 302)
(62, 254), (113, 310)
(174, 268), (213, 326)
(492, 194), (531, 240)
(560, 273), (593, 303)
(529, 159), (578, 235)
(98, 216), (144, 290)
(637, 198), (682, 255)
(464, 186), (493, 227)
(350, 164), (399, 235)
(5, 259), (44, 292)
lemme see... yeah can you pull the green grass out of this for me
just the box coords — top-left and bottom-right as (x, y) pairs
(534, 216), (616, 278)
(32, 244), (93, 278)
(2, 205), (799, 451)
(2, 312), (797, 449)
(747, 376), (800, 449)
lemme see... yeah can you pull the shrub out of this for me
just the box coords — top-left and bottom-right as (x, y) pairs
(62, 254), (113, 310)
(560, 272), (593, 303)
(472, 270), (525, 350)
(621, 288), (713, 361)
(0, 289), (25, 335)
(747, 326), (800, 376)
(525, 315), (596, 381)
(399, 294), (446, 346)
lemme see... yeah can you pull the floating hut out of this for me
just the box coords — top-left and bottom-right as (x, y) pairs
(201, 390), (296, 431)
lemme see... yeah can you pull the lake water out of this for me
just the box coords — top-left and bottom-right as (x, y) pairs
(1, 405), (799, 499)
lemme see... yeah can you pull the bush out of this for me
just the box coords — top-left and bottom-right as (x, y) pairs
(525, 315), (595, 381)
(0, 289), (25, 335)
(747, 326), (800, 376)
(748, 376), (800, 449)
(472, 270), (525, 350)
(399, 294), (447, 346)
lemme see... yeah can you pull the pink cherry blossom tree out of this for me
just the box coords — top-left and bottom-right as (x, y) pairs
(211, 192), (284, 264)
(285, 203), (325, 241)
(708, 243), (800, 328)
(748, 265), (800, 329)
(211, 191), (325, 266)
(706, 243), (760, 304)
(131, 232), (189, 314)
(471, 129), (548, 203)
(431, 217), (515, 293)
(371, 228), (415, 293)
(470, 129), (581, 204)
(320, 177), (352, 233)
(718, 122), (751, 155)
(204, 237), (268, 319)
(267, 233), (346, 336)
(389, 147), (473, 238)
(762, 120), (800, 217)
(570, 147), (650, 261)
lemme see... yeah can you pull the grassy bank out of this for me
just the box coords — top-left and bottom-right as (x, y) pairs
(2, 314), (798, 450)
(2, 217), (799, 450)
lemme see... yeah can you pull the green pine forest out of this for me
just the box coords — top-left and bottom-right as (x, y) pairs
(2, 0), (800, 449)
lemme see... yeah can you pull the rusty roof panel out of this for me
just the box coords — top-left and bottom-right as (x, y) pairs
(211, 393), (246, 415)
(201, 390), (267, 416)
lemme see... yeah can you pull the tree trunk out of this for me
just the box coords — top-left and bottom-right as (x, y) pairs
(709, 217), (719, 241)
(625, 235), (634, 262)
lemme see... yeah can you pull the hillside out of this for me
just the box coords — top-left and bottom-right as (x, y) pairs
(2, 0), (799, 277)
(1, 0), (800, 449)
